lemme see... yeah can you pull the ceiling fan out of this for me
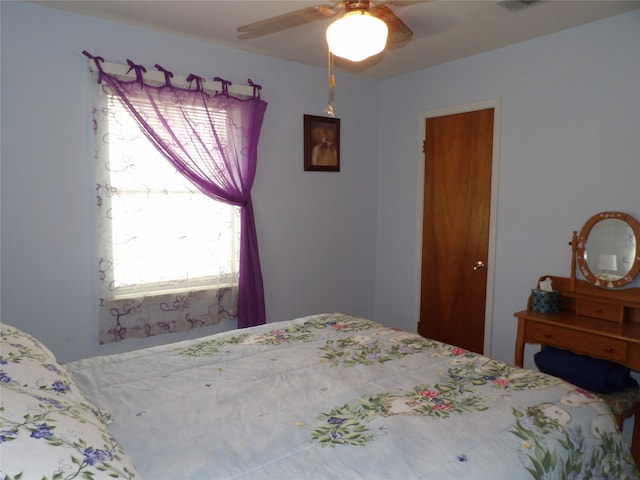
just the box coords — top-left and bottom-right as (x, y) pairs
(237, 1), (416, 62)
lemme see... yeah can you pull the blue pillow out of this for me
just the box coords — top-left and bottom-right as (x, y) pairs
(534, 346), (638, 394)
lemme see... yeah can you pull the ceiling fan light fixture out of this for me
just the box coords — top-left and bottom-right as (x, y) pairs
(326, 11), (388, 62)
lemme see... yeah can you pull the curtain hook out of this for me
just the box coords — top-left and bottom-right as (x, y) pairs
(186, 74), (205, 92)
(247, 79), (262, 99)
(126, 59), (147, 86)
(155, 64), (174, 87)
(213, 77), (232, 95)
(82, 50), (106, 83)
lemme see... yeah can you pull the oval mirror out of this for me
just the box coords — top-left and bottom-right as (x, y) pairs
(576, 211), (640, 288)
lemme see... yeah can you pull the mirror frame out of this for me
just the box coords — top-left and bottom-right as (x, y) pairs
(576, 211), (640, 288)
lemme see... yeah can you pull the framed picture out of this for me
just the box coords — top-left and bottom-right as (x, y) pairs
(304, 114), (340, 172)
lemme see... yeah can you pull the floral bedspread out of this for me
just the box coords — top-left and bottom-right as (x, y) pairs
(65, 313), (640, 479)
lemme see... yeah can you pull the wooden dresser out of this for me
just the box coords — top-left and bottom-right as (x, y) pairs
(514, 275), (640, 370)
(514, 274), (640, 464)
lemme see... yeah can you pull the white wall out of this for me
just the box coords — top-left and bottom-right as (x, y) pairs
(376, 10), (640, 366)
(2, 2), (639, 368)
(0, 1), (379, 361)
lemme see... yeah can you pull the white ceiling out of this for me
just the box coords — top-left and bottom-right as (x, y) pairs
(32, 0), (640, 79)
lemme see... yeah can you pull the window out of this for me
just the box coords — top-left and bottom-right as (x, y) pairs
(105, 94), (239, 298)
(94, 85), (241, 344)
(86, 55), (267, 343)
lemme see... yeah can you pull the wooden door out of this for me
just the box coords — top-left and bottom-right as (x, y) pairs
(418, 108), (494, 354)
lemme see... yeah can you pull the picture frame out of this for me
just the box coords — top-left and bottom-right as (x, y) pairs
(304, 114), (340, 172)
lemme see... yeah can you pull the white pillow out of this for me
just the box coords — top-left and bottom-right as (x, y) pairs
(1, 323), (87, 404)
(0, 323), (141, 478)
(0, 385), (140, 479)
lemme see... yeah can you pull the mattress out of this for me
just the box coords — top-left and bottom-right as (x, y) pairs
(62, 313), (639, 479)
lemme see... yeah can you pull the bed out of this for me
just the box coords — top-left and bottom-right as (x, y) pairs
(2, 313), (639, 479)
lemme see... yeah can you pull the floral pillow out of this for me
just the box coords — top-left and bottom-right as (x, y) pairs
(0, 385), (140, 479)
(0, 323), (87, 404)
(0, 323), (140, 479)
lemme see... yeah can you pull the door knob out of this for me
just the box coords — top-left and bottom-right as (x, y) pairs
(473, 261), (486, 271)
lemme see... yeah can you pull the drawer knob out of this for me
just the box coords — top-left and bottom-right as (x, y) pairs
(604, 347), (613, 353)
(595, 308), (604, 313)
(543, 333), (551, 339)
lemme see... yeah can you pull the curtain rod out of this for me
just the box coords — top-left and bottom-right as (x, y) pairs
(88, 60), (255, 97)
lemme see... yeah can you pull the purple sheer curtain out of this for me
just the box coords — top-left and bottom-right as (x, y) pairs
(85, 52), (268, 329)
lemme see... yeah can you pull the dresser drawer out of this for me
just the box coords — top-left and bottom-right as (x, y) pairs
(577, 299), (624, 323)
(525, 322), (628, 363)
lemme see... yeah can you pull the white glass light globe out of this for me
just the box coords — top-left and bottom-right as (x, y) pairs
(326, 11), (389, 62)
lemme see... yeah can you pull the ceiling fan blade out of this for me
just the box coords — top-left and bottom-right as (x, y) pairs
(237, 3), (340, 39)
(377, 0), (430, 6)
(371, 4), (413, 45)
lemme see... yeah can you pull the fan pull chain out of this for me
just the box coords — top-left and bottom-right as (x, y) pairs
(324, 48), (335, 117)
